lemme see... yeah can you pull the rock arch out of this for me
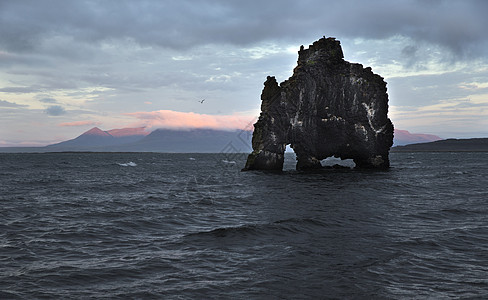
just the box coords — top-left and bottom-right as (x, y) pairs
(243, 37), (394, 171)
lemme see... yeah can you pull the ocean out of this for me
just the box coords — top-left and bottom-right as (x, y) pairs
(1, 151), (487, 299)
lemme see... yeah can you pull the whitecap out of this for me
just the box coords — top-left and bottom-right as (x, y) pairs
(321, 156), (355, 169)
(222, 160), (236, 164)
(189, 157), (196, 161)
(118, 162), (137, 167)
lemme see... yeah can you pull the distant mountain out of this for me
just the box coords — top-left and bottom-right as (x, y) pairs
(7, 127), (454, 153)
(83, 127), (112, 137)
(393, 129), (442, 146)
(109, 128), (253, 152)
(106, 127), (148, 137)
(44, 127), (252, 153)
(392, 138), (488, 152)
(46, 127), (147, 150)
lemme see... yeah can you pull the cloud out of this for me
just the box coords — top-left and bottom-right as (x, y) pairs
(0, 86), (43, 93)
(1, 1), (488, 142)
(125, 110), (255, 131)
(0, 1), (487, 60)
(39, 97), (57, 103)
(0, 99), (27, 108)
(45, 105), (66, 116)
(58, 120), (102, 127)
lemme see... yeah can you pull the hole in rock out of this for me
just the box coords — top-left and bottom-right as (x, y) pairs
(321, 156), (356, 169)
(283, 144), (297, 171)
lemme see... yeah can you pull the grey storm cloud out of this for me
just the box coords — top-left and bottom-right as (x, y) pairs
(45, 105), (66, 116)
(0, 86), (44, 93)
(0, 0), (487, 59)
(39, 97), (57, 103)
(0, 99), (27, 108)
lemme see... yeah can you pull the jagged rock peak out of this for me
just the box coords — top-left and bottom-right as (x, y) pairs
(243, 36), (394, 171)
(297, 37), (344, 65)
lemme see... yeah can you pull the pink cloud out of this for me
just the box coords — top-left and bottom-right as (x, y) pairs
(58, 120), (102, 127)
(125, 110), (256, 131)
(107, 127), (149, 137)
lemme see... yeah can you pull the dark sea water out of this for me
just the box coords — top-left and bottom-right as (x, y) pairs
(1, 151), (487, 299)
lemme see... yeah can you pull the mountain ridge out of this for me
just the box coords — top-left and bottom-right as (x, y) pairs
(392, 138), (488, 152)
(393, 129), (442, 146)
(45, 127), (252, 153)
(46, 126), (147, 150)
(2, 126), (470, 153)
(106, 127), (149, 137)
(82, 127), (113, 137)
(45, 126), (446, 152)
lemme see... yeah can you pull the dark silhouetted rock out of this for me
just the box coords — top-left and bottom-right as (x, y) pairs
(243, 37), (394, 171)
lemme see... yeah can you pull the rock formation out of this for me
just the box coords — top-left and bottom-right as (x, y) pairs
(243, 37), (394, 171)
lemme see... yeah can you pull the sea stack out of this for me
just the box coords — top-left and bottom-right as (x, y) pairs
(243, 37), (394, 171)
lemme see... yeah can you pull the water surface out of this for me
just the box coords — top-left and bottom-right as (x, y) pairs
(1, 152), (487, 298)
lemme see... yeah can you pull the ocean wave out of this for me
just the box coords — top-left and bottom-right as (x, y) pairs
(2, 152), (488, 298)
(184, 217), (328, 240)
(117, 162), (137, 167)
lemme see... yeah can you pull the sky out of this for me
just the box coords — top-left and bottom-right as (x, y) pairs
(1, 0), (488, 146)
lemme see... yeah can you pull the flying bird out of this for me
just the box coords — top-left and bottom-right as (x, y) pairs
(199, 99), (205, 104)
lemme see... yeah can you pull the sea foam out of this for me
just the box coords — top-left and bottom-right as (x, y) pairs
(117, 162), (137, 167)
